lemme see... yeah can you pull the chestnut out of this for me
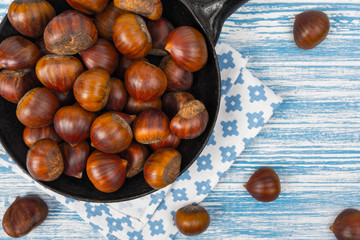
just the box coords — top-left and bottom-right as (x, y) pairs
(50, 89), (76, 106)
(330, 208), (360, 240)
(80, 38), (119, 75)
(8, 0), (56, 38)
(147, 17), (174, 56)
(114, 0), (162, 20)
(112, 13), (152, 59)
(244, 167), (281, 202)
(73, 68), (111, 112)
(65, 0), (109, 14)
(23, 125), (62, 147)
(293, 10), (330, 50)
(60, 141), (90, 178)
(175, 205), (210, 236)
(133, 108), (170, 144)
(16, 88), (60, 128)
(170, 99), (209, 139)
(36, 54), (84, 93)
(105, 78), (128, 111)
(159, 55), (193, 91)
(2, 196), (48, 238)
(162, 91), (195, 118)
(26, 138), (64, 181)
(149, 132), (180, 151)
(86, 150), (127, 193)
(119, 141), (150, 178)
(124, 96), (162, 115)
(90, 112), (133, 153)
(165, 26), (208, 72)
(44, 10), (98, 55)
(95, 1), (128, 40)
(0, 36), (40, 70)
(143, 147), (181, 189)
(0, 69), (39, 103)
(53, 105), (96, 147)
(116, 56), (148, 79)
(125, 61), (167, 102)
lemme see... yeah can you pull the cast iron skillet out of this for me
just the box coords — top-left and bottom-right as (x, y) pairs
(0, 0), (248, 202)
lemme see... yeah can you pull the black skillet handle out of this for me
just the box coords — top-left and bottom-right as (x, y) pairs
(181, 0), (249, 45)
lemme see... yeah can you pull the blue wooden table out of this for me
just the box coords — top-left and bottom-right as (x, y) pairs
(1, 0), (360, 239)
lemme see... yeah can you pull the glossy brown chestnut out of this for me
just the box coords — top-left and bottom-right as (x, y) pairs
(112, 13), (152, 59)
(53, 105), (96, 147)
(95, 1), (128, 40)
(105, 78), (128, 111)
(124, 96), (162, 115)
(0, 69), (39, 103)
(330, 208), (360, 240)
(159, 55), (193, 91)
(86, 150), (127, 193)
(50, 89), (76, 106)
(165, 26), (208, 72)
(175, 205), (210, 236)
(119, 141), (150, 178)
(0, 36), (40, 70)
(116, 56), (148, 79)
(44, 10), (98, 55)
(114, 0), (162, 20)
(26, 138), (64, 181)
(36, 54), (84, 93)
(162, 91), (195, 118)
(2, 196), (48, 238)
(90, 112), (133, 153)
(110, 111), (136, 125)
(60, 141), (89, 178)
(133, 108), (170, 144)
(16, 88), (60, 128)
(149, 132), (180, 151)
(8, 0), (56, 38)
(147, 17), (174, 56)
(293, 10), (330, 50)
(170, 99), (209, 139)
(73, 68), (111, 112)
(35, 38), (51, 57)
(244, 167), (281, 202)
(80, 38), (119, 75)
(143, 148), (181, 189)
(23, 125), (62, 147)
(65, 0), (109, 14)
(125, 61), (167, 102)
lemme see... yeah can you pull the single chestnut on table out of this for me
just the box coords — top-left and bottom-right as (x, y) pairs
(124, 96), (162, 115)
(44, 10), (98, 55)
(23, 125), (62, 147)
(0, 36), (40, 70)
(244, 167), (281, 202)
(114, 0), (162, 20)
(90, 112), (133, 153)
(8, 0), (56, 38)
(146, 17), (174, 56)
(26, 138), (64, 182)
(330, 208), (360, 240)
(16, 87), (60, 128)
(170, 99), (209, 139)
(53, 105), (96, 147)
(36, 54), (84, 93)
(2, 196), (48, 238)
(86, 150), (127, 193)
(162, 91), (195, 118)
(119, 141), (150, 178)
(293, 10), (330, 50)
(0, 69), (39, 103)
(112, 13), (152, 59)
(65, 0), (109, 15)
(165, 26), (208, 72)
(60, 141), (90, 179)
(105, 78), (128, 112)
(143, 147), (181, 189)
(73, 68), (111, 112)
(175, 205), (210, 236)
(125, 61), (167, 102)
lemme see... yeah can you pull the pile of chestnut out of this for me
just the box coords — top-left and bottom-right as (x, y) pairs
(0, 0), (210, 193)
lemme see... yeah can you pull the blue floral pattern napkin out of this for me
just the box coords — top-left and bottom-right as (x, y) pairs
(0, 42), (282, 239)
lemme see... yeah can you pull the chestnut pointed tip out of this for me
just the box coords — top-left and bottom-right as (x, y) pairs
(74, 172), (83, 179)
(329, 225), (334, 232)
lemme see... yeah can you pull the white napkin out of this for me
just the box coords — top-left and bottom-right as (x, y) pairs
(0, 42), (282, 239)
